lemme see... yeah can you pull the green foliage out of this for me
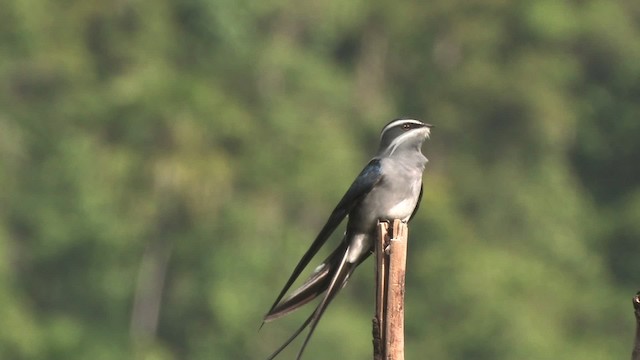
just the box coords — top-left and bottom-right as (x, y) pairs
(0, 0), (638, 359)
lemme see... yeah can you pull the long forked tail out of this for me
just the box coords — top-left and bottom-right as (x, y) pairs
(264, 242), (348, 322)
(265, 247), (357, 360)
(292, 252), (355, 360)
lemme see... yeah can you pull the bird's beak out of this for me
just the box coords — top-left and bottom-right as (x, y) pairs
(423, 123), (434, 128)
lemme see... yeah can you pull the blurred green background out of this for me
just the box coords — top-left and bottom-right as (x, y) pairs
(1, 0), (639, 359)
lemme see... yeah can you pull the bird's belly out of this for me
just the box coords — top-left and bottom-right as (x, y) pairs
(356, 181), (420, 224)
(348, 163), (423, 234)
(386, 197), (418, 221)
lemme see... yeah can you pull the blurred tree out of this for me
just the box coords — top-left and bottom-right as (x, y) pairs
(0, 0), (638, 359)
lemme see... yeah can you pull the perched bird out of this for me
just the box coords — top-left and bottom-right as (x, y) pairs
(263, 118), (433, 359)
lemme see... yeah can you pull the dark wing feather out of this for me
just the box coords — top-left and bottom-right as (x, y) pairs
(409, 184), (423, 221)
(264, 159), (383, 318)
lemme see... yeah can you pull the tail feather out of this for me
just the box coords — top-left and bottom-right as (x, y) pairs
(264, 242), (347, 322)
(264, 242), (369, 359)
(264, 267), (331, 322)
(265, 312), (314, 360)
(294, 250), (356, 360)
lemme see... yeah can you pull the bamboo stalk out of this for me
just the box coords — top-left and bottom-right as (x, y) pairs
(373, 221), (388, 360)
(373, 220), (408, 360)
(633, 291), (640, 360)
(386, 220), (407, 360)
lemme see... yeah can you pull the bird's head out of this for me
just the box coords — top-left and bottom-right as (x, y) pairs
(377, 118), (433, 156)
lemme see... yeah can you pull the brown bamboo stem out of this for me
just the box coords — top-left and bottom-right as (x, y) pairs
(373, 219), (407, 360)
(633, 291), (640, 360)
(386, 220), (407, 360)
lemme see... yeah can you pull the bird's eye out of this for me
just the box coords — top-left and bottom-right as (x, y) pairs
(402, 123), (412, 130)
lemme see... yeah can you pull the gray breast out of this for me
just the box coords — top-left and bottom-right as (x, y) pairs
(349, 157), (424, 231)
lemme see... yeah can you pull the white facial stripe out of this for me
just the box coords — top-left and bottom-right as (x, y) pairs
(380, 119), (424, 139)
(387, 126), (430, 156)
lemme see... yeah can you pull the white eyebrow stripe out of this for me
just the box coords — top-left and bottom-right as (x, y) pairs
(380, 119), (423, 138)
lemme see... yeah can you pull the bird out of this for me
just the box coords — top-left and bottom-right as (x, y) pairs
(263, 118), (433, 360)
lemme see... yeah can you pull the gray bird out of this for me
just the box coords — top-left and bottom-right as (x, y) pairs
(263, 118), (433, 359)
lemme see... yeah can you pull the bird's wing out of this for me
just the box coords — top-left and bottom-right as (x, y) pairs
(264, 159), (384, 318)
(409, 184), (423, 221)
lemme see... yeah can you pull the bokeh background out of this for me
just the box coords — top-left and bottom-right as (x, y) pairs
(1, 0), (639, 359)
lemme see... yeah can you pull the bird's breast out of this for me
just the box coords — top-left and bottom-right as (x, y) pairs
(386, 197), (418, 221)
(347, 159), (424, 233)
(355, 177), (421, 224)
